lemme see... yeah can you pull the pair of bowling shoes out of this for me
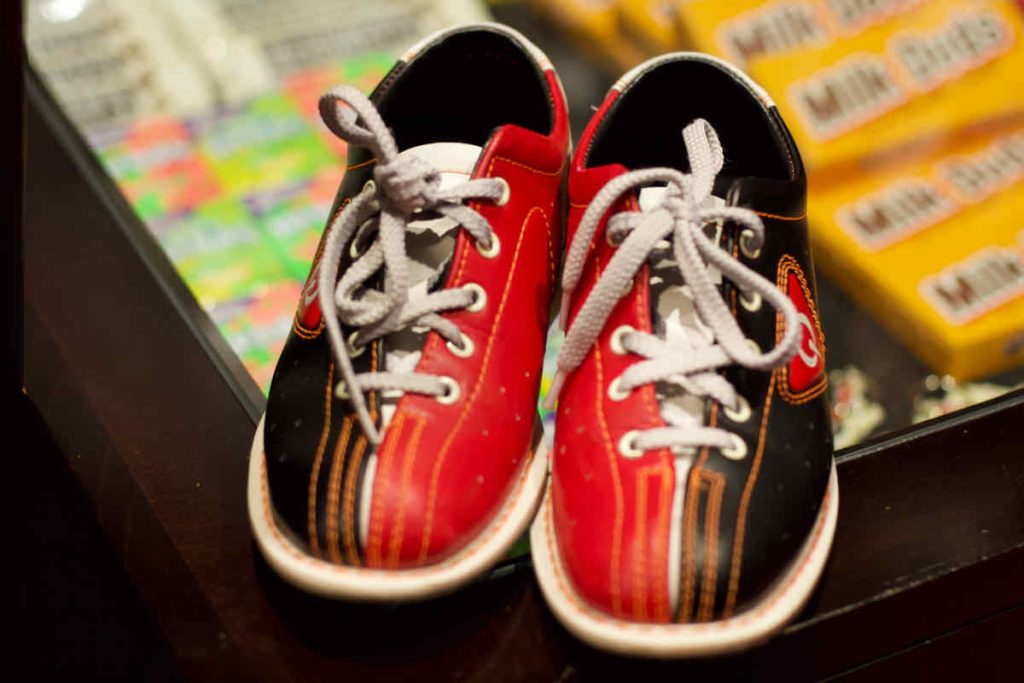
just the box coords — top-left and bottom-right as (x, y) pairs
(247, 23), (837, 658)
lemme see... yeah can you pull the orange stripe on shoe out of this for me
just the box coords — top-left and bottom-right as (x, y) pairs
(307, 363), (334, 556)
(388, 413), (427, 567)
(325, 416), (354, 564)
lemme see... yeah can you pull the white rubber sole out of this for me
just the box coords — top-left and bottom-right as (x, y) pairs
(247, 415), (548, 601)
(530, 462), (839, 658)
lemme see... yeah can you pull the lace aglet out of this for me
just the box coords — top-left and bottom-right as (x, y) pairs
(543, 371), (566, 412)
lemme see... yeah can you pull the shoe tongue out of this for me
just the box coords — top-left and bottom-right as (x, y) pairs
(393, 141), (483, 292)
(379, 141), (483, 428)
(636, 184), (728, 436)
(396, 142), (481, 192)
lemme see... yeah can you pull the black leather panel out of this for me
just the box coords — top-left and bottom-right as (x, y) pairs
(676, 171), (833, 621)
(264, 158), (381, 561)
(264, 325), (383, 561)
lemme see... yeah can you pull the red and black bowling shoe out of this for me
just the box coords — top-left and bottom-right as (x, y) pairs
(248, 23), (569, 600)
(531, 53), (837, 656)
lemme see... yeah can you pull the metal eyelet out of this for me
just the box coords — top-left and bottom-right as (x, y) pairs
(436, 376), (461, 405)
(494, 177), (511, 207)
(609, 325), (633, 355)
(606, 230), (624, 248)
(463, 283), (487, 313)
(618, 431), (644, 459)
(476, 233), (501, 259)
(349, 239), (363, 259)
(739, 230), (762, 259)
(607, 377), (630, 401)
(720, 435), (748, 460)
(446, 333), (475, 358)
(349, 219), (376, 259)
(740, 290), (762, 312)
(723, 396), (752, 423)
(347, 331), (366, 358)
(362, 179), (377, 195)
(747, 339), (762, 355)
(335, 382), (350, 400)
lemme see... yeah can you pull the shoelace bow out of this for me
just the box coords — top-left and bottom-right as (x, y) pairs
(546, 119), (802, 456)
(317, 86), (506, 444)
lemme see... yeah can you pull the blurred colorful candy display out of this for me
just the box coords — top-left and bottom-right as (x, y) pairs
(90, 54), (394, 391)
(191, 94), (341, 196)
(90, 119), (223, 221)
(28, 0), (495, 394)
(210, 282), (305, 391)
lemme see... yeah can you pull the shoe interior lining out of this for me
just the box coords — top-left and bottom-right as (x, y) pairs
(376, 29), (552, 149)
(586, 60), (794, 180)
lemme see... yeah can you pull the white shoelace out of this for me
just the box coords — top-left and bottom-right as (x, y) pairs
(316, 86), (506, 445)
(546, 119), (802, 457)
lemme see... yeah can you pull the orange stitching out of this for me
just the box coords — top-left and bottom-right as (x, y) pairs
(723, 372), (777, 615)
(775, 255), (829, 405)
(654, 462), (673, 623)
(633, 464), (673, 622)
(342, 343), (379, 566)
(679, 466), (701, 623)
(446, 151), (495, 285)
(416, 207), (549, 563)
(292, 320), (324, 339)
(629, 258), (673, 621)
(346, 157), (377, 170)
(698, 471), (725, 622)
(634, 468), (651, 621)
(388, 413), (426, 567)
(325, 416), (354, 564)
(491, 154), (565, 177)
(593, 242), (622, 618)
(545, 204), (556, 285)
(341, 435), (364, 565)
(593, 293), (626, 617)
(679, 404), (716, 622)
(540, 464), (833, 631)
(754, 210), (806, 222)
(632, 263), (663, 429)
(307, 363), (335, 556)
(450, 154), (558, 286)
(366, 413), (405, 566)
(258, 434), (539, 574)
(339, 435), (367, 562)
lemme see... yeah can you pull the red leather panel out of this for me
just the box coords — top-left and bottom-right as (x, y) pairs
(365, 73), (569, 567)
(552, 146), (676, 622)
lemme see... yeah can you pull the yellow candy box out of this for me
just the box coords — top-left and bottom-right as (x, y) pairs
(674, 0), (924, 67)
(809, 127), (1024, 379)
(529, 0), (646, 72)
(617, 0), (684, 56)
(746, 0), (1024, 177)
